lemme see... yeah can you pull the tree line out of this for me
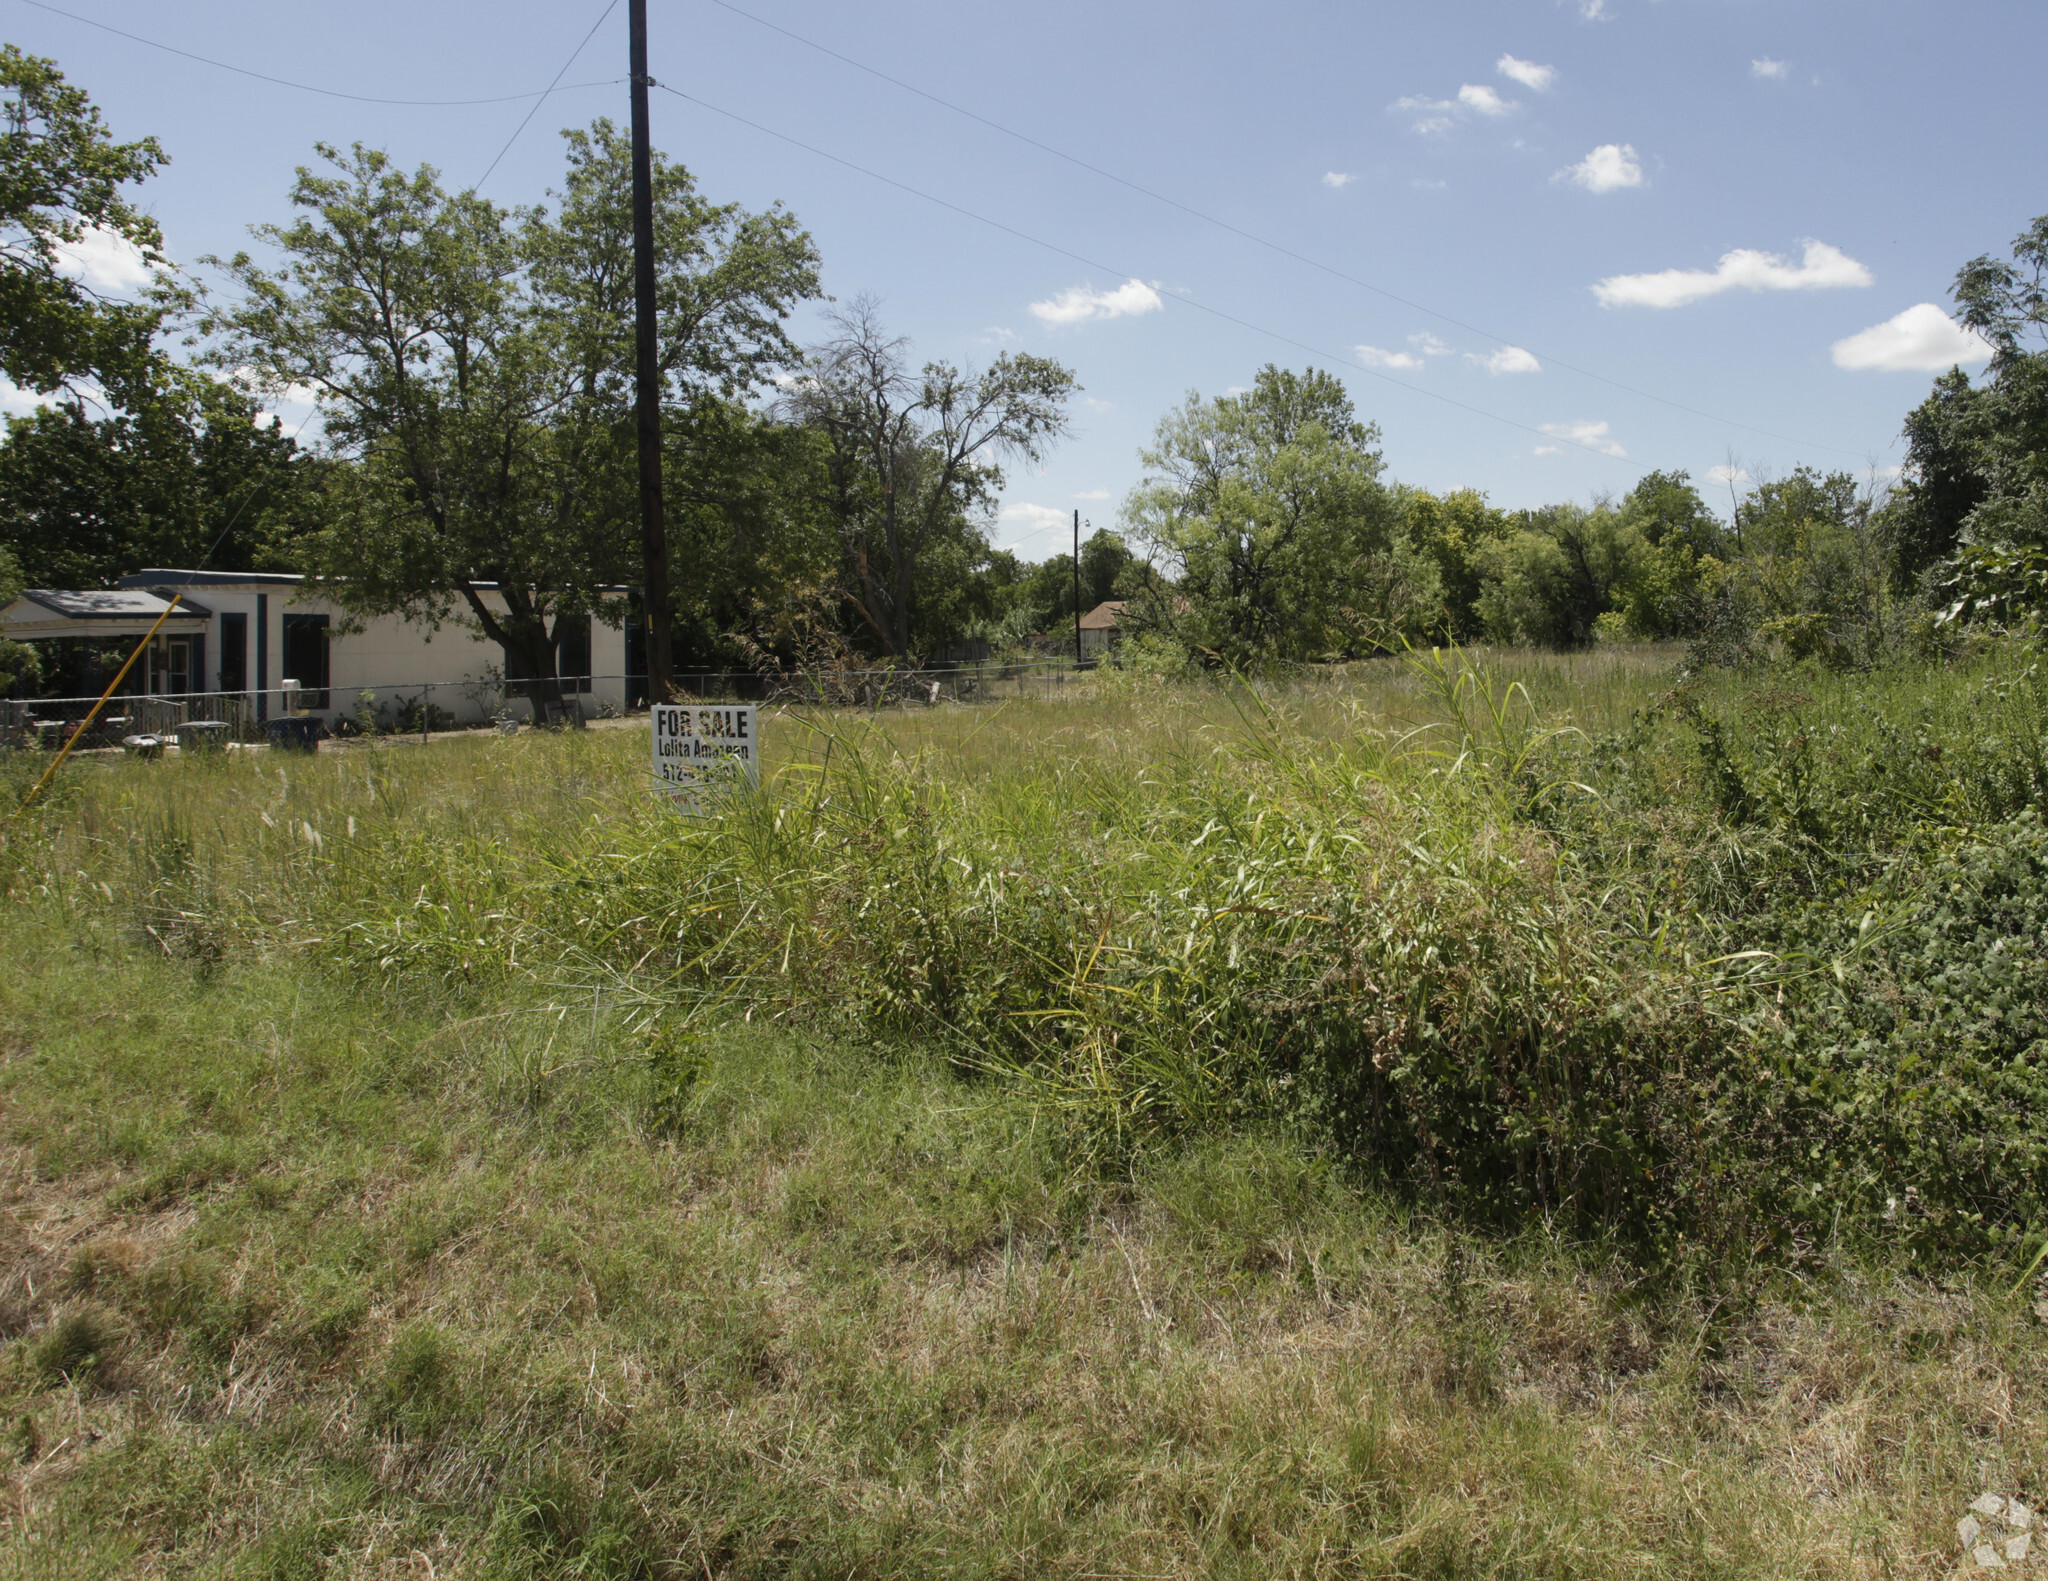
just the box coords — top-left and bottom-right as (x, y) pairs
(3, 44), (2044, 697)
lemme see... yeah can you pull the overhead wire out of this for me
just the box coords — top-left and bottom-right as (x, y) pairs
(15, 0), (1873, 465)
(693, 0), (1875, 463)
(652, 82), (1637, 469)
(11, 0), (1837, 472)
(471, 0), (622, 193)
(11, 0), (622, 106)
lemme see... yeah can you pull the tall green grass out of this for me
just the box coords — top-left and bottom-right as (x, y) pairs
(8, 640), (2046, 1260)
(8, 641), (2048, 1575)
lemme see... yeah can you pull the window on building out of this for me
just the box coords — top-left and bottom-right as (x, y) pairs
(556, 612), (592, 694)
(219, 613), (247, 692)
(281, 613), (330, 710)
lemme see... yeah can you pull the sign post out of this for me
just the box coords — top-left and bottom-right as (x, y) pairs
(651, 702), (759, 812)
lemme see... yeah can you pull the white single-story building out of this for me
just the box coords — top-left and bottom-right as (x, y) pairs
(0, 569), (634, 728)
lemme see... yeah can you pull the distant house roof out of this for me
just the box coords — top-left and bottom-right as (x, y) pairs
(22, 589), (212, 620)
(1078, 600), (1127, 631)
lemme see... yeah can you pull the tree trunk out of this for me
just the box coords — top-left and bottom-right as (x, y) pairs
(500, 618), (581, 729)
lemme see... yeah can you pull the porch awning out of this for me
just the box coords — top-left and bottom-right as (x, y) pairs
(1, 589), (213, 642)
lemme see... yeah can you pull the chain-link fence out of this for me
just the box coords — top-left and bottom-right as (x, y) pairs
(0, 660), (1104, 751)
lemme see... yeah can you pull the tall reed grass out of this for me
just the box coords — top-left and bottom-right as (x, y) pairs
(6, 639), (2046, 1259)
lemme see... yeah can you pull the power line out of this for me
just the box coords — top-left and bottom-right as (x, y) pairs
(694, 0), (1875, 463)
(652, 83), (1637, 470)
(472, 0), (622, 192)
(12, 0), (621, 106)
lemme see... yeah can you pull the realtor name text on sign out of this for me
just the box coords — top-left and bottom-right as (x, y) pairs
(651, 703), (759, 805)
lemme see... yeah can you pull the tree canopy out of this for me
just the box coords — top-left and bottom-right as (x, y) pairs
(207, 131), (821, 691)
(0, 378), (322, 588)
(1122, 366), (1434, 666)
(0, 45), (172, 410)
(784, 298), (1077, 658)
(1899, 213), (2048, 624)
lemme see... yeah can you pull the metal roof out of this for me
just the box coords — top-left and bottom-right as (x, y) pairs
(23, 589), (212, 620)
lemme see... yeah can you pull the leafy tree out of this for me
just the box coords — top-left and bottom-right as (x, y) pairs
(787, 298), (1077, 658)
(955, 529), (1138, 655)
(1613, 469), (1725, 638)
(0, 376), (320, 587)
(1887, 369), (1990, 584)
(1707, 466), (1897, 663)
(1, 46), (172, 410)
(664, 398), (836, 667)
(1732, 468), (1881, 616)
(1474, 503), (1642, 649)
(209, 132), (820, 697)
(1935, 212), (2048, 622)
(1026, 528), (1136, 627)
(1122, 366), (1434, 666)
(530, 121), (822, 679)
(0, 543), (38, 695)
(210, 145), (581, 696)
(1398, 487), (1510, 641)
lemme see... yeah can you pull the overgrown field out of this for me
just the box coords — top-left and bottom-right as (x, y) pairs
(4, 642), (2048, 1576)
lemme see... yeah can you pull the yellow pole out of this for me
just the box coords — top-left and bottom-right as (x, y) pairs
(12, 593), (182, 817)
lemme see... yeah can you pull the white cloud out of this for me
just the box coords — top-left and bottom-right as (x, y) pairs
(54, 225), (160, 296)
(1594, 239), (1873, 308)
(1457, 84), (1516, 117)
(1029, 278), (1163, 326)
(1707, 464), (1752, 489)
(998, 502), (1072, 538)
(1579, 0), (1610, 18)
(979, 326), (1021, 345)
(1322, 171), (1357, 189)
(1073, 489), (1112, 500)
(1539, 419), (1626, 457)
(1389, 94), (1460, 134)
(1559, 143), (1644, 193)
(1355, 344), (1427, 371)
(1830, 303), (1995, 372)
(1532, 445), (1563, 456)
(1392, 83), (1519, 132)
(1470, 345), (1542, 375)
(1411, 176), (1449, 189)
(1751, 58), (1789, 80)
(1497, 54), (1556, 91)
(1409, 332), (1452, 356)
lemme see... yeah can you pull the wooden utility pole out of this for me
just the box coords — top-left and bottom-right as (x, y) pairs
(630, 0), (672, 702)
(1073, 509), (1083, 666)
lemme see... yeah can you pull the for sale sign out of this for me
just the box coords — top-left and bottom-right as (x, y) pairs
(651, 703), (759, 810)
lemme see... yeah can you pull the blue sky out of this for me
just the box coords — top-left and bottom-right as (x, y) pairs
(5, 0), (2038, 563)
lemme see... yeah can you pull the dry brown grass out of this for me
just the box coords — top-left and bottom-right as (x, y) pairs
(4, 644), (2046, 1576)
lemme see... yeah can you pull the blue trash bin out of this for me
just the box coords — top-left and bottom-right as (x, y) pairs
(265, 717), (327, 752)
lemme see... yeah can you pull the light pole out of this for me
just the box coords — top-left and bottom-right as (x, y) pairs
(1073, 509), (1083, 666)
